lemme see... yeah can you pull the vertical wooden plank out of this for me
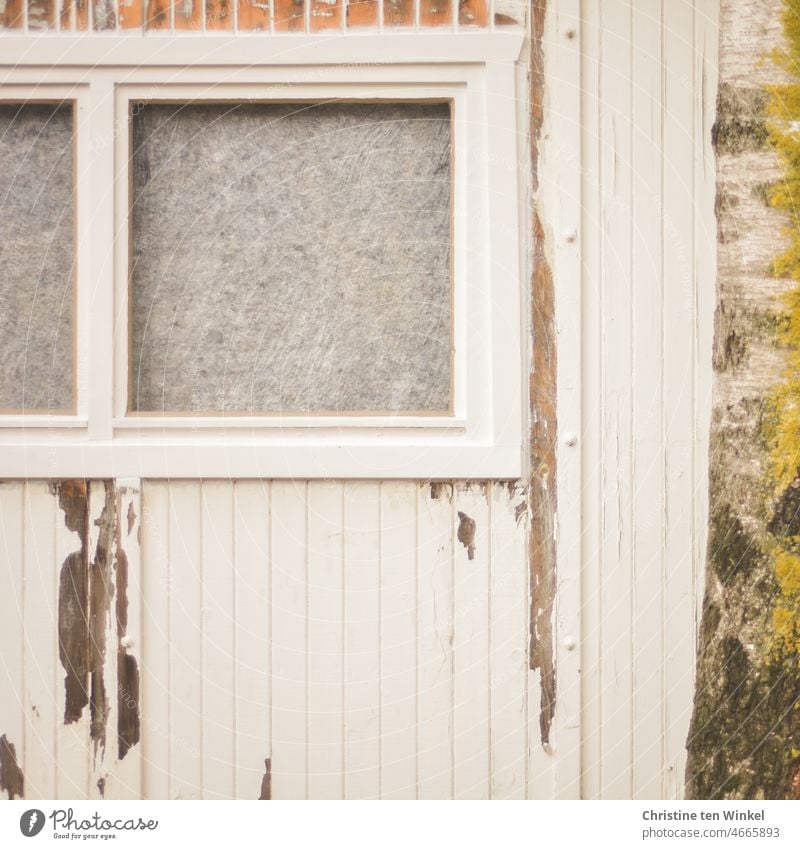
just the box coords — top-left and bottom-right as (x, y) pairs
(417, 484), (454, 799)
(598, 0), (634, 800)
(273, 0), (303, 29)
(237, 0), (268, 30)
(168, 483), (203, 799)
(380, 482), (418, 799)
(382, 0), (411, 26)
(0, 0), (25, 27)
(489, 484), (527, 799)
(145, 0), (170, 28)
(55, 482), (91, 801)
(233, 481), (271, 801)
(118, 0), (143, 27)
(270, 481), (308, 800)
(173, 0), (201, 28)
(87, 482), (119, 802)
(343, 483), (381, 800)
(23, 483), (58, 799)
(0, 484), (25, 798)
(201, 482), (236, 799)
(307, 482), (345, 799)
(458, 0), (485, 27)
(452, 484), (490, 799)
(141, 481), (171, 800)
(527, 1), (555, 802)
(310, 0), (339, 29)
(345, 0), (376, 27)
(106, 480), (143, 800)
(206, 0), (231, 28)
(631, 0), (666, 801)
(662, 0), (697, 801)
(692, 0), (719, 794)
(87, 484), (116, 803)
(537, 0), (584, 801)
(577, 0), (602, 802)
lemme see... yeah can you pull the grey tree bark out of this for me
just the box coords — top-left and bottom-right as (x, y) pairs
(685, 0), (800, 800)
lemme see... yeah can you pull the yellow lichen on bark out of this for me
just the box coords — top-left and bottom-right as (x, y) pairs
(764, 0), (800, 671)
(769, 548), (800, 660)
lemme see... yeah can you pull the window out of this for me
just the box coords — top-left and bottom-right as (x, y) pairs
(0, 34), (524, 478)
(0, 102), (75, 414)
(128, 100), (453, 416)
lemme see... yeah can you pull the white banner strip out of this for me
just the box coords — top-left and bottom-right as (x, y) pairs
(0, 800), (798, 849)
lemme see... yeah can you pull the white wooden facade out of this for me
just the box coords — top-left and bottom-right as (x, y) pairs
(0, 0), (719, 799)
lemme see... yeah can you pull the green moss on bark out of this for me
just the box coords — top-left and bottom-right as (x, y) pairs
(714, 84), (770, 154)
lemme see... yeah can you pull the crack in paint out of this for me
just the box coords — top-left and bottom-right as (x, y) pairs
(116, 491), (140, 760)
(528, 0), (557, 746)
(0, 734), (24, 800)
(88, 482), (116, 754)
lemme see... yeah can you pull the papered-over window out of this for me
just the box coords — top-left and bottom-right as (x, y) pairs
(129, 102), (453, 415)
(0, 36), (524, 478)
(0, 103), (74, 413)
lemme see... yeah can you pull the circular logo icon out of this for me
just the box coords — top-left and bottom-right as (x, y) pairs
(19, 810), (46, 837)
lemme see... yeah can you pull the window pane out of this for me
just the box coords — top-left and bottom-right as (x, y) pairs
(129, 102), (452, 414)
(0, 103), (74, 413)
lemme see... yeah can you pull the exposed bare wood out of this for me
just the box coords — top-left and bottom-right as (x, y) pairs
(0, 735), (24, 800)
(456, 510), (476, 560)
(259, 759), (271, 800)
(527, 0), (556, 748)
(115, 512), (140, 761)
(57, 481), (90, 727)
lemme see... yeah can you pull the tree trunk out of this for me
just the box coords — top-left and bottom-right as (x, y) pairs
(686, 0), (800, 800)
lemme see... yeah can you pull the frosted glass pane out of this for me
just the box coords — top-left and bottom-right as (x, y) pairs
(0, 103), (74, 412)
(129, 102), (452, 414)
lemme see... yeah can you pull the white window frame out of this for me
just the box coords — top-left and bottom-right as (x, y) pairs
(0, 33), (525, 479)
